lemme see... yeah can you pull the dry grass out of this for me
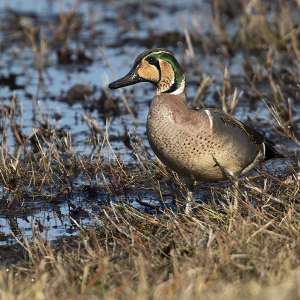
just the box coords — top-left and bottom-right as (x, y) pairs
(0, 90), (299, 299)
(2, 196), (300, 299)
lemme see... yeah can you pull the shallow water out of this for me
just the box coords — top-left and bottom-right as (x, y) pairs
(0, 0), (297, 254)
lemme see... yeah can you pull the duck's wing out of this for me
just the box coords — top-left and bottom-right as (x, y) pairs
(208, 108), (285, 161)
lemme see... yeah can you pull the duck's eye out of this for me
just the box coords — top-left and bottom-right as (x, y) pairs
(147, 57), (156, 64)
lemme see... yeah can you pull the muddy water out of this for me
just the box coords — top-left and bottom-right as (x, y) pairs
(0, 0), (295, 253)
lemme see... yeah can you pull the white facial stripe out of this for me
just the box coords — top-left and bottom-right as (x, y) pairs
(205, 110), (213, 129)
(170, 79), (185, 95)
(144, 51), (173, 59)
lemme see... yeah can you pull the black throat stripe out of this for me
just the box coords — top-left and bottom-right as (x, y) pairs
(162, 81), (178, 94)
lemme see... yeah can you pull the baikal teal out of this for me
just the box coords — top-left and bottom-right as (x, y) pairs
(109, 48), (285, 214)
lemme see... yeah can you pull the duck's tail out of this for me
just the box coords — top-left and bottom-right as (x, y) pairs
(263, 141), (285, 161)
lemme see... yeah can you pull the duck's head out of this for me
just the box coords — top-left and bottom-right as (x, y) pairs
(108, 48), (186, 95)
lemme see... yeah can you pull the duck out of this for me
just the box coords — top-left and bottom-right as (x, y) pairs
(108, 48), (285, 214)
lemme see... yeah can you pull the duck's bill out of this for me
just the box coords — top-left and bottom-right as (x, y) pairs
(108, 70), (142, 89)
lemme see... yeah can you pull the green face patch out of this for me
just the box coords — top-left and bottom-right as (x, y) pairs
(149, 51), (185, 94)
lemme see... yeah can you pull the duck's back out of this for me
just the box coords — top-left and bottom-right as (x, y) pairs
(146, 94), (264, 182)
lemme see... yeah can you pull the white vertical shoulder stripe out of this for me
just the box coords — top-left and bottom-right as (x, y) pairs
(205, 110), (213, 129)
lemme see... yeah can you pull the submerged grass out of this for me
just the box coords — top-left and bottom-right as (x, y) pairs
(0, 0), (300, 299)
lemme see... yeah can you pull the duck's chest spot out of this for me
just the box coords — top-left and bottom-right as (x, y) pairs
(167, 110), (177, 124)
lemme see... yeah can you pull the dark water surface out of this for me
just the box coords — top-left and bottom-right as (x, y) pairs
(0, 0), (295, 253)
